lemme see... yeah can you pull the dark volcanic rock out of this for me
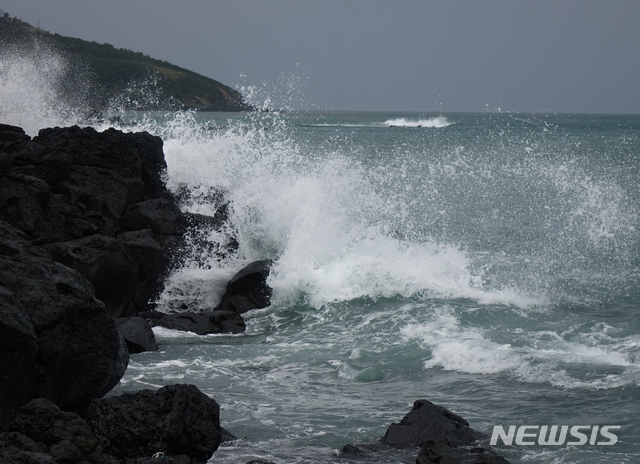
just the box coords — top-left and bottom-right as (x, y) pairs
(0, 125), (186, 317)
(43, 235), (140, 318)
(216, 260), (272, 314)
(144, 310), (246, 335)
(117, 229), (168, 315)
(115, 317), (159, 353)
(4, 397), (116, 464)
(381, 399), (482, 448)
(121, 198), (185, 236)
(0, 221), (128, 424)
(0, 123), (30, 151)
(380, 400), (510, 464)
(220, 427), (237, 444)
(81, 384), (222, 464)
(416, 441), (511, 464)
(0, 285), (38, 429)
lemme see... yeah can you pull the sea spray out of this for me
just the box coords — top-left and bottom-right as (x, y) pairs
(0, 43), (90, 134)
(2, 58), (638, 461)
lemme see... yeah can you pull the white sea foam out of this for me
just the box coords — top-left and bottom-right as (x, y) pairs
(384, 116), (452, 128)
(152, 112), (540, 311)
(402, 306), (640, 389)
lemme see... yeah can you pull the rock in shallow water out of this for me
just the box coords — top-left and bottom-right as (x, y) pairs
(216, 259), (273, 314)
(381, 399), (482, 448)
(115, 316), (159, 353)
(381, 400), (510, 463)
(144, 309), (246, 335)
(342, 399), (510, 464)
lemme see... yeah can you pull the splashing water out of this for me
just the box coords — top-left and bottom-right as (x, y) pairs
(0, 43), (90, 134)
(3, 51), (640, 462)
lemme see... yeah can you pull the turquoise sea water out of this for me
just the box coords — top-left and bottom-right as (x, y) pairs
(105, 111), (640, 464)
(2, 44), (638, 464)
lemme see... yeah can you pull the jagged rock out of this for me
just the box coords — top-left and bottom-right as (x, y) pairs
(381, 399), (482, 448)
(0, 123), (30, 151)
(121, 198), (185, 236)
(0, 432), (54, 464)
(144, 310), (246, 335)
(2, 387), (224, 464)
(216, 260), (272, 314)
(43, 235), (140, 317)
(0, 125), (187, 316)
(4, 397), (117, 464)
(115, 317), (158, 353)
(381, 400), (510, 464)
(80, 384), (222, 464)
(0, 221), (128, 424)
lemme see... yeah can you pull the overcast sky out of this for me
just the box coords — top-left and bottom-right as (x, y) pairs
(3, 0), (640, 113)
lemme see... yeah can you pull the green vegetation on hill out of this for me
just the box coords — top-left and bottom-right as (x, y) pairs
(0, 12), (252, 111)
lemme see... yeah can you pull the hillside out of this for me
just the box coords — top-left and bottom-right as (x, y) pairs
(0, 12), (252, 112)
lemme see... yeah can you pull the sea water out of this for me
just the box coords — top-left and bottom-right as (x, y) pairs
(1, 55), (639, 462)
(100, 110), (639, 464)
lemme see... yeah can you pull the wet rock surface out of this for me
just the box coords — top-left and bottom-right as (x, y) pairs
(0, 220), (128, 425)
(80, 384), (221, 464)
(1, 386), (221, 464)
(341, 399), (510, 464)
(216, 259), (273, 314)
(0, 125), (182, 318)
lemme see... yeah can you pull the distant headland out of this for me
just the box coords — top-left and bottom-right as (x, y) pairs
(0, 11), (253, 112)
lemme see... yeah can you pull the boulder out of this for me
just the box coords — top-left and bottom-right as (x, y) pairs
(4, 398), (116, 463)
(0, 221), (128, 424)
(115, 317), (158, 353)
(216, 260), (272, 314)
(380, 400), (510, 464)
(381, 399), (482, 448)
(2, 386), (223, 464)
(80, 384), (222, 464)
(0, 123), (31, 145)
(144, 310), (246, 335)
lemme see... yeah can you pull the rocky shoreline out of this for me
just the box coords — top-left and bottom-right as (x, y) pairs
(0, 123), (510, 463)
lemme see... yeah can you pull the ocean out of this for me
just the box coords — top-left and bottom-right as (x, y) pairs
(94, 110), (639, 464)
(4, 87), (640, 461)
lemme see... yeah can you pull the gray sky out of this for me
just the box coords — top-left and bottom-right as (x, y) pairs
(3, 0), (640, 113)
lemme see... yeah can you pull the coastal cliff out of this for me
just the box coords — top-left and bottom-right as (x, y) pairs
(0, 12), (252, 112)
